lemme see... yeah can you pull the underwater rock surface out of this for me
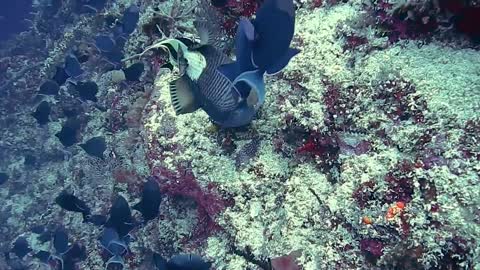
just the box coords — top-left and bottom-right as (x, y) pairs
(0, 0), (479, 269)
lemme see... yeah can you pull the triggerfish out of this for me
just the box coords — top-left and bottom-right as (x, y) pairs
(138, 0), (298, 127)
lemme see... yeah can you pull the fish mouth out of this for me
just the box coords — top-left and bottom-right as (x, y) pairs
(105, 255), (125, 270)
(232, 69), (266, 108)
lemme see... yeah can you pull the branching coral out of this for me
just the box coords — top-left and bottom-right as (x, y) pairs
(152, 166), (233, 244)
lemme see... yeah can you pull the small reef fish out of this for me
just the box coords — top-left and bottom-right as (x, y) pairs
(80, 136), (106, 159)
(99, 227), (130, 269)
(105, 195), (136, 237)
(133, 178), (162, 222)
(55, 190), (91, 222)
(11, 237), (32, 258)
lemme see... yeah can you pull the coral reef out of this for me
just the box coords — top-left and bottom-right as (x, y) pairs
(0, 0), (479, 269)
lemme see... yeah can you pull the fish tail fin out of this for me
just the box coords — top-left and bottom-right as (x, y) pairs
(105, 255), (124, 270)
(132, 201), (142, 212)
(169, 75), (200, 115)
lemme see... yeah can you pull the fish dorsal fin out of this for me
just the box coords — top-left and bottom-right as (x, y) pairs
(125, 38), (189, 64)
(194, 20), (213, 45)
(169, 75), (200, 115)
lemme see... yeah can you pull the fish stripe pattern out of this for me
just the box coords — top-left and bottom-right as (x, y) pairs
(195, 46), (239, 112)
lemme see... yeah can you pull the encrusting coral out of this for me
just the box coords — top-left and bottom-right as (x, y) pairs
(0, 0), (478, 269)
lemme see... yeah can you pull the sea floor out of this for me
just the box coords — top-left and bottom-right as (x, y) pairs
(0, 0), (479, 269)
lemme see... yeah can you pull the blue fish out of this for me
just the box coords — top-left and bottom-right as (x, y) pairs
(153, 253), (211, 270)
(95, 35), (116, 52)
(219, 0), (299, 77)
(251, 0), (299, 74)
(64, 54), (84, 77)
(99, 227), (129, 269)
(133, 178), (162, 222)
(105, 195), (135, 237)
(167, 254), (211, 270)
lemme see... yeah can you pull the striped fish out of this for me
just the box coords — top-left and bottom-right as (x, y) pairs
(167, 39), (264, 127)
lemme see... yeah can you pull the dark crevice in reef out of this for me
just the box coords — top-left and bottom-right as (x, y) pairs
(230, 244), (271, 270)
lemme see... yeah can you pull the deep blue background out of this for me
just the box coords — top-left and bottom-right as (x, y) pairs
(0, 0), (33, 42)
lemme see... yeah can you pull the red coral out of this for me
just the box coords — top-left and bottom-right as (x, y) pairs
(323, 82), (364, 131)
(460, 119), (480, 160)
(297, 132), (340, 172)
(225, 0), (258, 17)
(372, 0), (438, 42)
(438, 237), (473, 269)
(152, 166), (233, 242)
(343, 34), (368, 51)
(440, 0), (480, 39)
(215, 0), (259, 36)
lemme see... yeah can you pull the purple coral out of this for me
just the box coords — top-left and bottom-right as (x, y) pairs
(214, 0), (259, 37)
(384, 160), (415, 204)
(372, 0), (438, 42)
(352, 181), (376, 209)
(360, 238), (384, 263)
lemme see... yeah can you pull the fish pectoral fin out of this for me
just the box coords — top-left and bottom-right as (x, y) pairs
(194, 20), (213, 45)
(265, 47), (300, 75)
(169, 76), (200, 115)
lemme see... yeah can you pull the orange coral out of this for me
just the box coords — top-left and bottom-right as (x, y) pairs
(386, 201), (406, 221)
(362, 216), (373, 225)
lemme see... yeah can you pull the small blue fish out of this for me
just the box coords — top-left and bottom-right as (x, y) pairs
(99, 227), (129, 256)
(64, 54), (84, 77)
(167, 254), (211, 270)
(133, 178), (161, 222)
(55, 190), (91, 221)
(53, 227), (69, 255)
(95, 35), (116, 52)
(122, 5), (140, 34)
(11, 237), (32, 258)
(32, 101), (51, 125)
(105, 195), (135, 237)
(99, 227), (129, 269)
(153, 253), (211, 270)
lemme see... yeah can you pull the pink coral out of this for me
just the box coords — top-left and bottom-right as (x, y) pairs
(271, 251), (302, 270)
